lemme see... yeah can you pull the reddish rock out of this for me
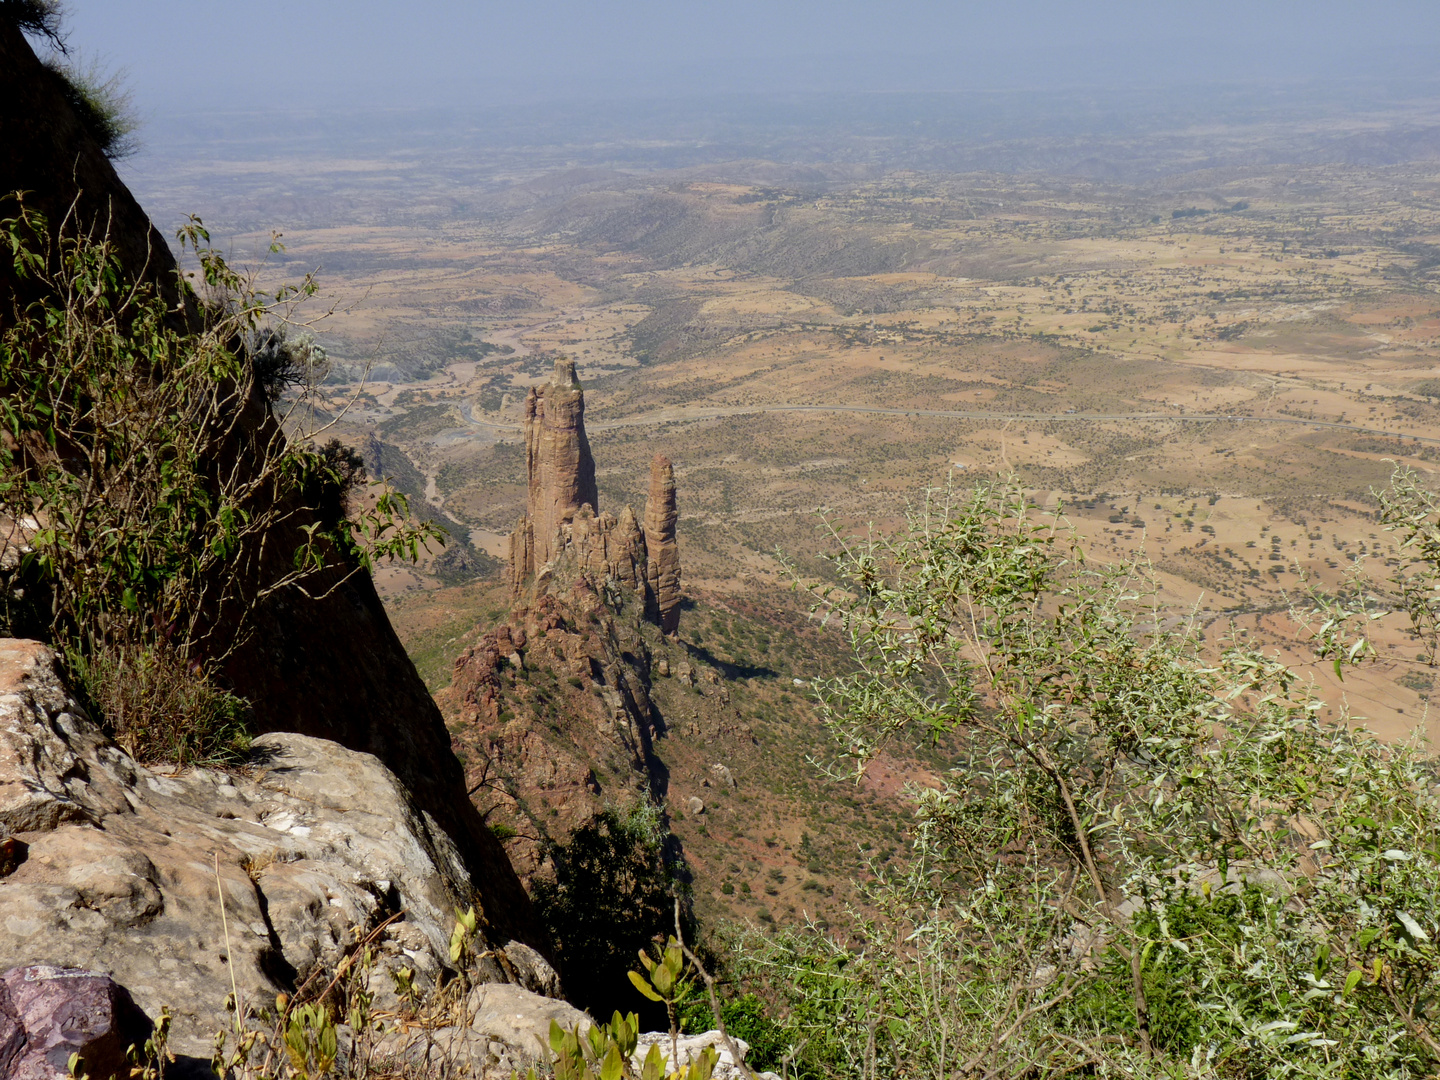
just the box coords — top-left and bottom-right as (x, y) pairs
(506, 363), (682, 635)
(512, 358), (599, 587)
(0, 966), (153, 1080)
(643, 455), (682, 635)
(441, 581), (661, 884)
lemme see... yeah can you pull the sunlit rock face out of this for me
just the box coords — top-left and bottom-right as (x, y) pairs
(508, 360), (682, 637)
(644, 455), (682, 635)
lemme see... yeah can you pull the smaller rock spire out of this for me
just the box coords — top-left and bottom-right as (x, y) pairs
(644, 454), (681, 634)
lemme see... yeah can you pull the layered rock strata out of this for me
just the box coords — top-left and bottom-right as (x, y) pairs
(507, 359), (681, 636)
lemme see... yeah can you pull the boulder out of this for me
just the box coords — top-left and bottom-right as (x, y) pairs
(0, 966), (153, 1080)
(368, 982), (592, 1078)
(634, 1030), (780, 1080)
(0, 640), (559, 1062)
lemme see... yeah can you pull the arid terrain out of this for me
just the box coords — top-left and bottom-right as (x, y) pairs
(124, 86), (1440, 929)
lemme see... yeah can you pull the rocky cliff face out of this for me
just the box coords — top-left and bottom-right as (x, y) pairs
(0, 22), (177, 313)
(440, 578), (663, 882)
(0, 23), (544, 956)
(507, 357), (681, 639)
(0, 640), (564, 1065)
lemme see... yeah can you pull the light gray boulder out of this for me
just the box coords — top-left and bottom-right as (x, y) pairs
(634, 1030), (781, 1080)
(0, 639), (560, 1063)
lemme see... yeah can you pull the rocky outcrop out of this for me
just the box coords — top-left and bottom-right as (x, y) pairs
(644, 455), (682, 634)
(507, 359), (681, 637)
(0, 22), (545, 958)
(0, 639), (561, 1063)
(441, 581), (662, 883)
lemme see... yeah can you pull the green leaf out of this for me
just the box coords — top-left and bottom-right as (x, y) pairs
(628, 970), (664, 1002)
(1397, 911), (1429, 942)
(1343, 969), (1363, 997)
(599, 1043), (624, 1080)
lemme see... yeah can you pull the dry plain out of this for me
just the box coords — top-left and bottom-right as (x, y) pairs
(193, 162), (1440, 746)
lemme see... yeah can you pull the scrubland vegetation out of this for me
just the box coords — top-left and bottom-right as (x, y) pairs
(15, 17), (1440, 1069)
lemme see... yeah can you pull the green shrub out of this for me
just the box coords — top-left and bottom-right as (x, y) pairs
(42, 55), (139, 159)
(531, 803), (694, 1024)
(0, 205), (441, 765)
(70, 641), (250, 766)
(732, 473), (1440, 1078)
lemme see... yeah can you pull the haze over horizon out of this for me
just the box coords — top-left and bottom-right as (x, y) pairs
(58, 0), (1440, 121)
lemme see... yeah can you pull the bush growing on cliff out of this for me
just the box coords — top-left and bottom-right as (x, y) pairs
(3, 3), (141, 159)
(733, 475), (1440, 1078)
(1, 0), (62, 45)
(0, 204), (442, 762)
(532, 803), (697, 1026)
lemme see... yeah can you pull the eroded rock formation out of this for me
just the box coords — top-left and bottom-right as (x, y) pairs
(644, 455), (682, 634)
(507, 359), (681, 637)
(0, 639), (564, 1064)
(510, 357), (600, 584)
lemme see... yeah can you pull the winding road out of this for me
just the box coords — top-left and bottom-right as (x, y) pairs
(457, 399), (1440, 447)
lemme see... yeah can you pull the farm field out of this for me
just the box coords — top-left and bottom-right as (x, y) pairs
(216, 161), (1440, 742)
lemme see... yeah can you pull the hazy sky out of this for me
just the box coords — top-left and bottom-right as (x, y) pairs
(56, 1), (1440, 116)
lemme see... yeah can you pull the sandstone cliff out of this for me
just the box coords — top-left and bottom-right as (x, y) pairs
(441, 578), (664, 882)
(0, 22), (544, 954)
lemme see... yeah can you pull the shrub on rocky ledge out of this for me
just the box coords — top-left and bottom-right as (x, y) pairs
(0, 204), (441, 763)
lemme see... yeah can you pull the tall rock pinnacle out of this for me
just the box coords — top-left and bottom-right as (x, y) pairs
(512, 357), (599, 584)
(644, 454), (682, 635)
(508, 360), (682, 632)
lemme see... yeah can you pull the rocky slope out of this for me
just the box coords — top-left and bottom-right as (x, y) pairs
(0, 638), (568, 1067)
(450, 358), (689, 881)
